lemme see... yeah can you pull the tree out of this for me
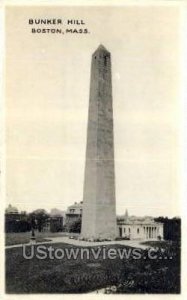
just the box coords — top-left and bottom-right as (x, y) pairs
(29, 209), (49, 232)
(69, 218), (81, 233)
(154, 217), (181, 241)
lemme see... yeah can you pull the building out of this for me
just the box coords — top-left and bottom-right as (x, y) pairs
(5, 204), (29, 232)
(65, 201), (83, 231)
(50, 216), (63, 232)
(81, 45), (117, 240)
(5, 204), (27, 222)
(117, 211), (164, 240)
(5, 204), (19, 215)
(49, 208), (66, 232)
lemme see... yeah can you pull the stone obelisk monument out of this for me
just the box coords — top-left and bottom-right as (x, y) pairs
(81, 45), (116, 240)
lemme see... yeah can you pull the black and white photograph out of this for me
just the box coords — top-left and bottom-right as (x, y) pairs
(2, 1), (184, 295)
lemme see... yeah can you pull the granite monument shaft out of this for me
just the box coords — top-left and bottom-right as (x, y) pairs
(81, 45), (117, 239)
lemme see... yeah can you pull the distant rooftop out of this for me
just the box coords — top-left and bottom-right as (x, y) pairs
(50, 208), (65, 217)
(5, 204), (18, 214)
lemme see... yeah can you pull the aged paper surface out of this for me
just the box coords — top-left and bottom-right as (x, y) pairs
(1, 0), (187, 299)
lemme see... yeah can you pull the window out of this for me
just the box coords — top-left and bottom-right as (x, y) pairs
(119, 227), (122, 237)
(129, 228), (131, 233)
(104, 55), (107, 66)
(137, 228), (140, 234)
(124, 228), (126, 233)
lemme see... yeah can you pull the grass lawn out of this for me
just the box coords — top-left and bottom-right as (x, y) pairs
(5, 232), (67, 246)
(140, 240), (174, 248)
(6, 241), (181, 293)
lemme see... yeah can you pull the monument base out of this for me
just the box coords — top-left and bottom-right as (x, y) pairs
(79, 234), (116, 242)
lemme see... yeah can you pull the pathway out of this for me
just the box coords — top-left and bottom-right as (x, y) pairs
(5, 236), (150, 250)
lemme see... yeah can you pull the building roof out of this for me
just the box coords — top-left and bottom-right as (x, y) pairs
(117, 218), (163, 226)
(50, 208), (65, 217)
(117, 212), (163, 225)
(5, 204), (18, 214)
(67, 201), (83, 209)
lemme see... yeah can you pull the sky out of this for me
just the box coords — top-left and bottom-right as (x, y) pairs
(5, 5), (181, 217)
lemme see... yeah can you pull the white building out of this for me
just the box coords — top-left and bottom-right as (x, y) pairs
(117, 210), (164, 240)
(65, 201), (83, 231)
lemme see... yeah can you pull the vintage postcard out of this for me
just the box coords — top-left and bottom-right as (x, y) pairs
(1, 0), (187, 297)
